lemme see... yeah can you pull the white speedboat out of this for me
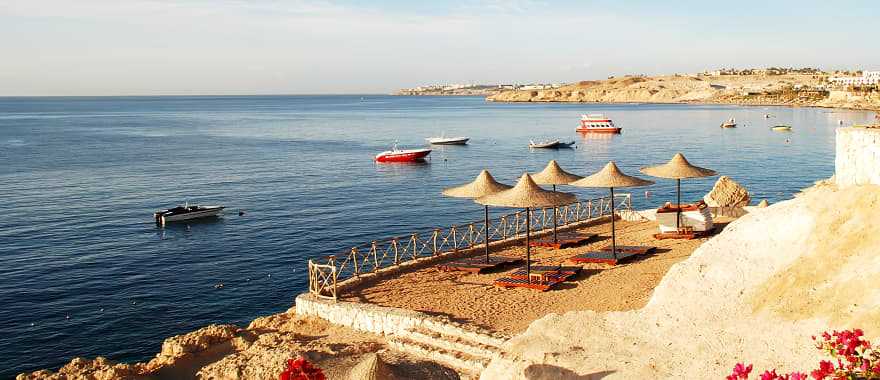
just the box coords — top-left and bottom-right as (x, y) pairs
(720, 117), (737, 128)
(426, 136), (469, 145)
(529, 139), (575, 149)
(771, 125), (792, 131)
(155, 203), (224, 225)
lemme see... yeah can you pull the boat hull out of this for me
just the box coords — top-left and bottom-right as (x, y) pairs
(426, 138), (469, 145)
(375, 149), (432, 162)
(156, 206), (225, 222)
(576, 127), (621, 134)
(529, 141), (575, 149)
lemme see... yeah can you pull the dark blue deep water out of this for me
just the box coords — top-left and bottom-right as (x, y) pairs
(0, 95), (874, 377)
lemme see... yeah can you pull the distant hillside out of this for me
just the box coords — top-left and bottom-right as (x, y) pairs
(486, 74), (880, 111)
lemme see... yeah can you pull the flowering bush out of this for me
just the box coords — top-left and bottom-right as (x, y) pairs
(727, 329), (880, 380)
(279, 357), (326, 380)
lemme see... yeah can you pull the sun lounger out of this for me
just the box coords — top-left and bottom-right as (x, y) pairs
(508, 265), (581, 281)
(528, 232), (598, 249)
(569, 250), (639, 265)
(653, 226), (715, 240)
(436, 256), (523, 273)
(494, 277), (563, 291)
(599, 245), (656, 255)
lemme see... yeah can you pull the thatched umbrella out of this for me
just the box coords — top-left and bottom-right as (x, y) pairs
(640, 153), (717, 230)
(475, 173), (576, 280)
(570, 162), (654, 260)
(531, 160), (583, 244)
(346, 353), (397, 380)
(443, 170), (511, 263)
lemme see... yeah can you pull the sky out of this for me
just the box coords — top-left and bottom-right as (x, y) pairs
(1, 0), (879, 96)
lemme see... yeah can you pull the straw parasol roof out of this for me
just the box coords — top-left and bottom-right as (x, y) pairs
(531, 160), (583, 185)
(570, 161), (654, 188)
(639, 153), (717, 179)
(346, 353), (397, 380)
(442, 170), (511, 198)
(475, 173), (577, 208)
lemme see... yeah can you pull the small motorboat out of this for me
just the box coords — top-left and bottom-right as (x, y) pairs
(529, 139), (575, 149)
(764, 114), (774, 118)
(577, 114), (622, 133)
(720, 117), (737, 128)
(425, 135), (469, 145)
(771, 125), (792, 131)
(375, 143), (432, 162)
(155, 203), (224, 225)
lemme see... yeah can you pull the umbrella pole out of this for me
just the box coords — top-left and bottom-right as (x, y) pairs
(676, 178), (681, 231)
(484, 205), (490, 263)
(552, 184), (558, 244)
(526, 207), (531, 281)
(610, 187), (617, 260)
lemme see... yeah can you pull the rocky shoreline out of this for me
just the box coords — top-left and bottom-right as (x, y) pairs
(16, 309), (458, 380)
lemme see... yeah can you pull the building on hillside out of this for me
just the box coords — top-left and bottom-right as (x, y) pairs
(829, 71), (880, 86)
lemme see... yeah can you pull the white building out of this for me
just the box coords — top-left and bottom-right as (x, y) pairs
(829, 71), (880, 86)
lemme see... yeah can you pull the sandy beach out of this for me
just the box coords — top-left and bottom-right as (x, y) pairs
(342, 219), (726, 334)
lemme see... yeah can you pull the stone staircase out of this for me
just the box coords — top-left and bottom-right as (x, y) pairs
(386, 321), (506, 378)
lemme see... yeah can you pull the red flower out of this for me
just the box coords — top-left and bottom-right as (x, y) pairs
(788, 372), (807, 380)
(279, 357), (326, 380)
(810, 360), (834, 380)
(759, 369), (785, 380)
(728, 363), (753, 380)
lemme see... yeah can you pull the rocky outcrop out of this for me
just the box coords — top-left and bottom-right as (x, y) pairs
(17, 311), (388, 380)
(16, 357), (148, 380)
(703, 176), (751, 207)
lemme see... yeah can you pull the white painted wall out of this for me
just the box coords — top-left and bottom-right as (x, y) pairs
(836, 127), (880, 187)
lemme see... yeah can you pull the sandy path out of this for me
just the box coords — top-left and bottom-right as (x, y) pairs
(342, 220), (720, 334)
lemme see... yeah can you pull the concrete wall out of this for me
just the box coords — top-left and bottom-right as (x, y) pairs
(836, 127), (880, 187)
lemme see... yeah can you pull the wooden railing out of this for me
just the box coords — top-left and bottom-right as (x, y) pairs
(308, 194), (632, 299)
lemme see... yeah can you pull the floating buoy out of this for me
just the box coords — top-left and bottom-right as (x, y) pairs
(99, 308), (104, 312)
(30, 322), (35, 327)
(644, 190), (651, 199)
(65, 314), (70, 320)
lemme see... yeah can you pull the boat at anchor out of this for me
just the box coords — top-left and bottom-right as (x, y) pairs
(720, 117), (737, 128)
(577, 114), (622, 133)
(154, 203), (224, 225)
(375, 143), (432, 162)
(425, 135), (469, 145)
(529, 139), (575, 149)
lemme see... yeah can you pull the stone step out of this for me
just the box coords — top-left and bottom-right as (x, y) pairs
(420, 319), (508, 349)
(387, 335), (491, 376)
(404, 326), (500, 360)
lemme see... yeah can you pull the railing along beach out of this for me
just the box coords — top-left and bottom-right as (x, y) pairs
(308, 194), (632, 299)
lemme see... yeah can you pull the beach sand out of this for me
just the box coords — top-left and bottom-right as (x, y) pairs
(342, 219), (724, 334)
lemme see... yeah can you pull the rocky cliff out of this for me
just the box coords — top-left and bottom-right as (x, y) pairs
(480, 181), (880, 379)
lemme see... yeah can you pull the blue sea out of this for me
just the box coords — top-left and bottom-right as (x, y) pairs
(0, 95), (873, 377)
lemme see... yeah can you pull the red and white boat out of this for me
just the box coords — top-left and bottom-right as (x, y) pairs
(375, 143), (432, 163)
(577, 114), (622, 133)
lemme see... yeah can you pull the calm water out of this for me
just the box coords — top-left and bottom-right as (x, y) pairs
(0, 95), (873, 376)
